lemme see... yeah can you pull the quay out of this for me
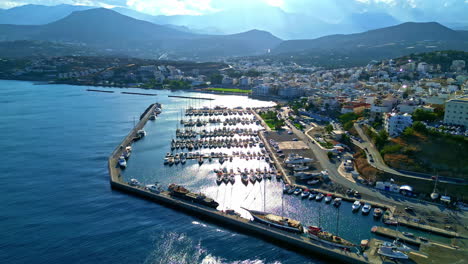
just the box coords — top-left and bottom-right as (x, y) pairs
(121, 91), (157, 96)
(390, 214), (463, 238)
(371, 226), (427, 246)
(86, 89), (114, 93)
(168, 95), (214, 100)
(107, 104), (372, 264)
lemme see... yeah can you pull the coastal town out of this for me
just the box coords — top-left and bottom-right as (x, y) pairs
(1, 50), (467, 263)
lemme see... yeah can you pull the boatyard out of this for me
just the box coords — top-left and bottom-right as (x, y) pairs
(109, 102), (467, 264)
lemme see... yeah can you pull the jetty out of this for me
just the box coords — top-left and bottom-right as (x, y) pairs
(86, 89), (114, 93)
(168, 95), (214, 100)
(107, 104), (373, 264)
(121, 91), (157, 96)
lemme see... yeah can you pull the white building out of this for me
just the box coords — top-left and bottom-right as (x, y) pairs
(384, 113), (413, 137)
(444, 97), (468, 127)
(239, 76), (251, 86)
(252, 84), (271, 96)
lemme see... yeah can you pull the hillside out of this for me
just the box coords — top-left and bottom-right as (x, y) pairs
(0, 8), (282, 60)
(270, 22), (468, 67)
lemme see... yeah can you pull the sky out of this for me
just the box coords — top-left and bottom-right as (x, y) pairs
(1, 0), (467, 22)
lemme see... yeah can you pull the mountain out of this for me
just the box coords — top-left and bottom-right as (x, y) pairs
(0, 8), (282, 60)
(270, 22), (468, 67)
(0, 4), (94, 25)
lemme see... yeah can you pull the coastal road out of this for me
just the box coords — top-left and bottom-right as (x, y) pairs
(353, 123), (467, 185)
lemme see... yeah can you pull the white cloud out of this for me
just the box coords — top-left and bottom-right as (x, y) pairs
(126, 0), (217, 15)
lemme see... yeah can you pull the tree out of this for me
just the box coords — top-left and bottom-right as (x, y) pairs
(412, 121), (428, 133)
(209, 73), (223, 85)
(325, 124), (334, 133)
(374, 130), (389, 149)
(412, 109), (437, 122)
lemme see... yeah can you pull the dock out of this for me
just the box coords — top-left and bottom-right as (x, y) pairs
(107, 104), (373, 264)
(168, 95), (214, 100)
(371, 226), (426, 246)
(121, 91), (157, 96)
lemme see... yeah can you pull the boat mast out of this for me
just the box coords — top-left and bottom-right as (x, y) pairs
(263, 166), (266, 212)
(336, 205), (340, 235)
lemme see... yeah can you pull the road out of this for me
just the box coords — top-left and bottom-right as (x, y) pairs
(353, 123), (467, 185)
(276, 108), (467, 216)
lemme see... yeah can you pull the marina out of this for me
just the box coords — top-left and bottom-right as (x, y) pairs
(110, 101), (465, 264)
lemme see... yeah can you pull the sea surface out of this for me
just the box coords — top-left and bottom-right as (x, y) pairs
(0, 80), (446, 264)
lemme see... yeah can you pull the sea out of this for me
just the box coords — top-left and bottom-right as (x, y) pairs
(0, 80), (447, 264)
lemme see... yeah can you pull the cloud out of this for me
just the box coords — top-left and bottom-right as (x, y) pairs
(126, 0), (217, 15)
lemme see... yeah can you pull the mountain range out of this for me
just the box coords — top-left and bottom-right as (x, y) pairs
(0, 6), (467, 66)
(0, 8), (281, 60)
(2, 4), (466, 40)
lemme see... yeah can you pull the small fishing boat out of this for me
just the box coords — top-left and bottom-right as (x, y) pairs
(301, 189), (310, 199)
(324, 194), (333, 203)
(373, 208), (383, 218)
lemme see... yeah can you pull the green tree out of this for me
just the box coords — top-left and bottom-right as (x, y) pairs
(375, 130), (389, 149)
(412, 109), (438, 122)
(412, 121), (428, 133)
(325, 124), (334, 133)
(209, 74), (223, 85)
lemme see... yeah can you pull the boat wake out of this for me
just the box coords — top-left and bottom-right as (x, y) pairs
(144, 232), (282, 264)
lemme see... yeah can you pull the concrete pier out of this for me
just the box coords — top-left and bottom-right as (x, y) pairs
(107, 104), (374, 264)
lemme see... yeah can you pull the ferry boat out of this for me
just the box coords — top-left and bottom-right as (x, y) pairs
(243, 208), (304, 234)
(377, 246), (409, 259)
(307, 226), (355, 249)
(168, 184), (219, 209)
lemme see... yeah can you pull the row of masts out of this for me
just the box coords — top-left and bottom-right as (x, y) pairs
(170, 138), (261, 150)
(176, 128), (258, 138)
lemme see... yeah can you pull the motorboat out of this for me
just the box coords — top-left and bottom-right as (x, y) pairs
(308, 192), (317, 200)
(242, 174), (249, 185)
(373, 208), (383, 218)
(293, 188), (302, 195)
(382, 240), (411, 252)
(283, 184), (291, 193)
(128, 178), (140, 186)
(333, 198), (342, 207)
(216, 176), (223, 185)
(287, 187), (295, 195)
(137, 129), (146, 137)
(324, 194), (333, 203)
(362, 204), (372, 215)
(352, 201), (361, 212)
(301, 189), (310, 199)
(243, 208), (304, 233)
(146, 182), (162, 193)
(307, 179), (320, 185)
(315, 193), (324, 201)
(118, 156), (127, 168)
(377, 246), (409, 259)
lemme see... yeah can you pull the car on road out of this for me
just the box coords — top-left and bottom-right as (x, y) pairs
(292, 138), (298, 141)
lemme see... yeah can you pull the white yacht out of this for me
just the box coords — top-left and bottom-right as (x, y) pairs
(377, 246), (409, 259)
(118, 156), (127, 168)
(361, 204), (372, 214)
(285, 154), (313, 164)
(352, 201), (361, 211)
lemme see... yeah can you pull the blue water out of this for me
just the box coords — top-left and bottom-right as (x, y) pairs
(0, 80), (447, 264)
